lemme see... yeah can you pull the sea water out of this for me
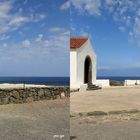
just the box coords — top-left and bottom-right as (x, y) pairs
(0, 77), (69, 86)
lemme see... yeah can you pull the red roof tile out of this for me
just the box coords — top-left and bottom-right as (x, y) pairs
(70, 37), (88, 49)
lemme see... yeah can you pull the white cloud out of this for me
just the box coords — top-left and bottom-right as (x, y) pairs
(130, 17), (140, 45)
(61, 0), (140, 46)
(0, 1), (47, 35)
(49, 27), (70, 36)
(22, 40), (31, 47)
(0, 34), (10, 40)
(60, 1), (70, 10)
(36, 34), (43, 42)
(0, 1), (12, 19)
(133, 18), (140, 37)
(105, 0), (114, 5)
(79, 29), (89, 36)
(2, 43), (7, 47)
(32, 14), (46, 22)
(63, 31), (70, 35)
(118, 26), (125, 32)
(61, 0), (101, 16)
(18, 8), (23, 14)
(8, 16), (30, 26)
(0, 1), (30, 33)
(103, 0), (140, 40)
(0, 28), (69, 61)
(49, 27), (64, 33)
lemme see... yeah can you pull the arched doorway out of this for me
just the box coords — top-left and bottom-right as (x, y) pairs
(84, 56), (92, 84)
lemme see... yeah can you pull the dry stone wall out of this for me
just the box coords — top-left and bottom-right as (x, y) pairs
(0, 86), (69, 105)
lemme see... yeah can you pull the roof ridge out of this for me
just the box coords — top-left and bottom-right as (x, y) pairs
(71, 37), (88, 39)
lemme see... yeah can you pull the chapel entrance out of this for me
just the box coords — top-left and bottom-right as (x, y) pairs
(84, 56), (92, 84)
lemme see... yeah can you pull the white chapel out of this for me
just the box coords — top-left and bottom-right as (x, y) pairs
(70, 37), (109, 90)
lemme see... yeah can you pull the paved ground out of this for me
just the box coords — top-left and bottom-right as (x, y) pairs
(71, 113), (140, 140)
(70, 86), (140, 140)
(0, 99), (69, 140)
(71, 86), (140, 113)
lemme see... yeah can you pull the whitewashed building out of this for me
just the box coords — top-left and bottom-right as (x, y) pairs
(70, 37), (109, 90)
(70, 37), (96, 89)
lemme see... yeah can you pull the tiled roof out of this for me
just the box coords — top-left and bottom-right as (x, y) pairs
(70, 37), (88, 49)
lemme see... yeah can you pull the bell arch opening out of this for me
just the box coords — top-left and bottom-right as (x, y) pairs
(84, 56), (92, 84)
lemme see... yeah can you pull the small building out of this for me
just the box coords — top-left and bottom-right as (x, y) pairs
(70, 37), (96, 89)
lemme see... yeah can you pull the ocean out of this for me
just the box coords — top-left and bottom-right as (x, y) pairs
(97, 76), (140, 82)
(0, 76), (139, 85)
(0, 77), (69, 86)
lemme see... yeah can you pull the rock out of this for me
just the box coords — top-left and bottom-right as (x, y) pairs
(38, 89), (44, 97)
(9, 97), (20, 104)
(0, 98), (9, 104)
(70, 136), (77, 140)
(9, 90), (20, 99)
(61, 92), (65, 98)
(108, 110), (128, 115)
(44, 90), (51, 97)
(0, 86), (69, 105)
(26, 97), (34, 103)
(87, 111), (107, 116)
(127, 109), (140, 114)
(9, 96), (16, 103)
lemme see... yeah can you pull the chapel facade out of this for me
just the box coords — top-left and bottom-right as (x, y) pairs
(70, 37), (96, 89)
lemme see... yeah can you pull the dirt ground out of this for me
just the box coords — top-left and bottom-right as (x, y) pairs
(70, 86), (140, 140)
(71, 86), (140, 114)
(71, 113), (140, 140)
(0, 99), (69, 140)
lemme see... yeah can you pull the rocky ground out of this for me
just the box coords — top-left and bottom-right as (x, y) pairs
(0, 98), (69, 140)
(70, 112), (140, 140)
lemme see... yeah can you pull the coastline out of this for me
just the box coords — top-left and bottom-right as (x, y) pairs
(0, 83), (48, 89)
(0, 83), (69, 89)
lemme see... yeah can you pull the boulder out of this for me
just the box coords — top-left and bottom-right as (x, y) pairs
(9, 90), (20, 99)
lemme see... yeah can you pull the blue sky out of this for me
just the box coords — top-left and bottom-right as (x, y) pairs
(0, 0), (69, 77)
(62, 0), (140, 76)
(2, 0), (140, 77)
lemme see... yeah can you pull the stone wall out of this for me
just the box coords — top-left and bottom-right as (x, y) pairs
(0, 86), (69, 105)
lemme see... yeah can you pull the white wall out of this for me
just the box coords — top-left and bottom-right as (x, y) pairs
(96, 79), (110, 88)
(137, 80), (140, 84)
(70, 50), (78, 88)
(124, 80), (140, 86)
(77, 39), (96, 86)
(70, 39), (96, 89)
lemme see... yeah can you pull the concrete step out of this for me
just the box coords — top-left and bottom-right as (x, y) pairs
(87, 83), (102, 90)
